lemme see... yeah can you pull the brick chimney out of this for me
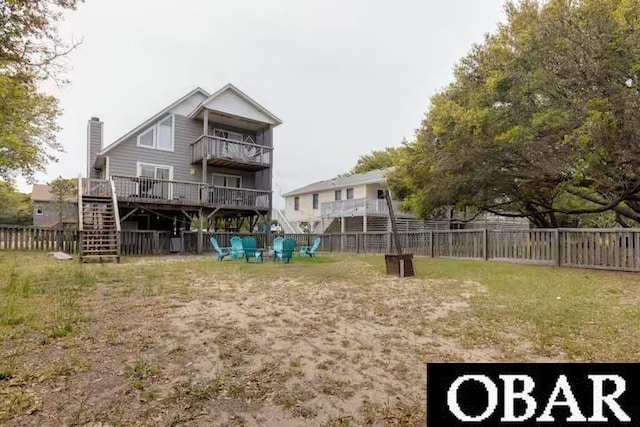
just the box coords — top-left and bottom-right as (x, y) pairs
(86, 117), (103, 179)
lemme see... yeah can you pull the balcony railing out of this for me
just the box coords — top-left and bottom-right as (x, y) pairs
(191, 135), (272, 169)
(320, 198), (406, 218)
(111, 175), (271, 210)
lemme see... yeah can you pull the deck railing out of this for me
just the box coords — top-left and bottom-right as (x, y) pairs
(81, 178), (111, 198)
(111, 175), (271, 209)
(321, 198), (406, 218)
(191, 135), (272, 167)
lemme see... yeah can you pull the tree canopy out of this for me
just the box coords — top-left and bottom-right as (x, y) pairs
(0, 0), (81, 183)
(344, 144), (407, 176)
(388, 0), (640, 227)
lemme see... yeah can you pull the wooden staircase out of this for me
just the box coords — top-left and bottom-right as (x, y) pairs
(79, 178), (121, 263)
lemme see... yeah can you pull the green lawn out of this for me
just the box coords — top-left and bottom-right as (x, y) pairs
(1, 252), (639, 426)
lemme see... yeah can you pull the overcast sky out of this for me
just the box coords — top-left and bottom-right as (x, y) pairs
(25, 0), (507, 209)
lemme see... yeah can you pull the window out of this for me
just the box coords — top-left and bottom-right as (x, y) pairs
(334, 190), (341, 201)
(138, 163), (172, 180)
(294, 197), (299, 211)
(377, 189), (385, 199)
(346, 188), (354, 199)
(157, 116), (173, 150)
(137, 115), (174, 151)
(212, 174), (242, 188)
(214, 129), (243, 141)
(137, 162), (173, 198)
(138, 127), (154, 147)
(36, 207), (44, 216)
(312, 193), (319, 210)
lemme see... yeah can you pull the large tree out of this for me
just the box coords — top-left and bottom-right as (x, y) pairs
(346, 144), (407, 176)
(389, 0), (640, 227)
(0, 0), (81, 182)
(0, 181), (31, 225)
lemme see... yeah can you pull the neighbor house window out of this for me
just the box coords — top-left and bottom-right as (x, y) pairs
(36, 207), (43, 215)
(137, 115), (174, 151)
(334, 190), (341, 201)
(294, 197), (299, 211)
(312, 193), (319, 210)
(212, 174), (242, 188)
(346, 188), (354, 199)
(377, 189), (385, 199)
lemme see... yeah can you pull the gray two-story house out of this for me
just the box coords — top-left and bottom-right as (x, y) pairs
(82, 84), (281, 259)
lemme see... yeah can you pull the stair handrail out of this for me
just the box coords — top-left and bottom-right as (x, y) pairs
(110, 179), (121, 232)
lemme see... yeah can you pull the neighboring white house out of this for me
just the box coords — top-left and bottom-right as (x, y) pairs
(281, 168), (421, 233)
(281, 168), (529, 233)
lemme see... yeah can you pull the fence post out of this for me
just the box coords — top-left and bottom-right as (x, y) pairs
(356, 233), (360, 254)
(153, 231), (160, 255)
(483, 229), (488, 261)
(555, 228), (561, 266)
(429, 231), (434, 258)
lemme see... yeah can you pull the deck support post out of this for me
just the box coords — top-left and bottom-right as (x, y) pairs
(202, 110), (208, 184)
(197, 207), (203, 254)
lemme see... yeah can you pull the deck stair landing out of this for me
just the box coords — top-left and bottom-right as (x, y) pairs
(79, 179), (121, 263)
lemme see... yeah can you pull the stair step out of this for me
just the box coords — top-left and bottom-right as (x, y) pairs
(81, 255), (120, 264)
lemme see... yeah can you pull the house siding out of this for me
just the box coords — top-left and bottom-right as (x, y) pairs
(284, 184), (368, 223)
(107, 114), (202, 182)
(33, 201), (78, 228)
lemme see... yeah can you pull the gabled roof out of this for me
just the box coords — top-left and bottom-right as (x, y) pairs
(187, 83), (283, 126)
(31, 184), (77, 203)
(282, 168), (393, 197)
(98, 87), (210, 155)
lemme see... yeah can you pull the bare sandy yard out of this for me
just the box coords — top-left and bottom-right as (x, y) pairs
(2, 253), (640, 425)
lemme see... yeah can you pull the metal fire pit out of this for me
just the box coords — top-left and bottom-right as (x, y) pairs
(383, 189), (415, 278)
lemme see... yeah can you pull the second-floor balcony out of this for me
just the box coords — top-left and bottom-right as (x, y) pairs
(111, 175), (271, 210)
(321, 198), (408, 218)
(191, 135), (272, 171)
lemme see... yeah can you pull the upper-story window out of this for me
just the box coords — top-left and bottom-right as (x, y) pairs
(312, 193), (319, 210)
(137, 115), (174, 151)
(346, 188), (354, 199)
(214, 129), (243, 142)
(377, 189), (385, 199)
(294, 197), (300, 211)
(334, 190), (341, 201)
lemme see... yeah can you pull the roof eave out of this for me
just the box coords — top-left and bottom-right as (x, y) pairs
(98, 87), (210, 155)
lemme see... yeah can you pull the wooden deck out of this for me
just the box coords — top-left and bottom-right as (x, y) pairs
(111, 175), (271, 211)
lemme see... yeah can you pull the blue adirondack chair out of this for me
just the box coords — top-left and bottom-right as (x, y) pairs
(299, 237), (321, 257)
(274, 238), (296, 263)
(209, 237), (231, 261)
(242, 236), (263, 262)
(230, 236), (245, 260)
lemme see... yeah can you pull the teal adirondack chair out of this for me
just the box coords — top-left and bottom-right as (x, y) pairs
(299, 237), (321, 257)
(230, 236), (245, 260)
(270, 237), (284, 256)
(274, 238), (296, 263)
(210, 237), (231, 261)
(242, 236), (262, 262)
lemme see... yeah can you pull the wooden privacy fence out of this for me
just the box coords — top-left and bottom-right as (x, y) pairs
(0, 225), (78, 253)
(3, 225), (640, 272)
